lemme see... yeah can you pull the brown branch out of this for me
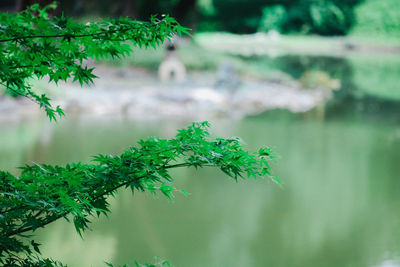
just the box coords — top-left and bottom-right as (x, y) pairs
(6, 213), (66, 237)
(0, 82), (37, 105)
(1, 204), (30, 214)
(4, 159), (215, 237)
(0, 32), (105, 43)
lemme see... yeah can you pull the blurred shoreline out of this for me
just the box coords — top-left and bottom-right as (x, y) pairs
(0, 64), (331, 122)
(1, 32), (400, 123)
(195, 32), (400, 57)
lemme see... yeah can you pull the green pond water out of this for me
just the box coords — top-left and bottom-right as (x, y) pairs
(2, 53), (400, 267)
(2, 107), (400, 267)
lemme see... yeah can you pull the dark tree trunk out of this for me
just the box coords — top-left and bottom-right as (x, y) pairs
(139, 0), (159, 19)
(15, 0), (61, 16)
(123, 0), (137, 17)
(172, 0), (197, 23)
(112, 0), (137, 17)
(15, 0), (25, 12)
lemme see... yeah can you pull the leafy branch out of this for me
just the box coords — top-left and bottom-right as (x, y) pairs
(0, 122), (276, 265)
(0, 3), (277, 267)
(0, 3), (189, 120)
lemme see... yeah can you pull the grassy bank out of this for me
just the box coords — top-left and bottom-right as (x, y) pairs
(350, 0), (400, 46)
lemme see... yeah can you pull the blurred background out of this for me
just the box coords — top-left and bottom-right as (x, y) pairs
(1, 0), (400, 266)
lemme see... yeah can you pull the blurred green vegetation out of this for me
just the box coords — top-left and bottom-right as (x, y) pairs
(210, 0), (360, 35)
(6, 0), (395, 38)
(350, 0), (400, 43)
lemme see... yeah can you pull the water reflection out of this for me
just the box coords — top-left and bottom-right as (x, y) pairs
(249, 54), (400, 106)
(2, 109), (400, 266)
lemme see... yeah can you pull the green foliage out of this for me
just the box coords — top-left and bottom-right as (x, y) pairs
(208, 0), (361, 35)
(106, 257), (171, 267)
(212, 0), (266, 33)
(278, 0), (357, 35)
(0, 122), (275, 266)
(351, 0), (400, 39)
(0, 4), (276, 266)
(258, 5), (286, 33)
(308, 1), (351, 35)
(0, 3), (188, 120)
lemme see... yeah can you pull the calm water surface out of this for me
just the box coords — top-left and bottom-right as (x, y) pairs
(3, 107), (400, 266)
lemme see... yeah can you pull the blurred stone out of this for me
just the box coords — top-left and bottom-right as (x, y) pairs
(190, 88), (226, 104)
(215, 61), (240, 93)
(343, 39), (357, 50)
(300, 71), (341, 90)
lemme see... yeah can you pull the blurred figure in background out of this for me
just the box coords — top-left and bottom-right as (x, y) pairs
(158, 40), (187, 83)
